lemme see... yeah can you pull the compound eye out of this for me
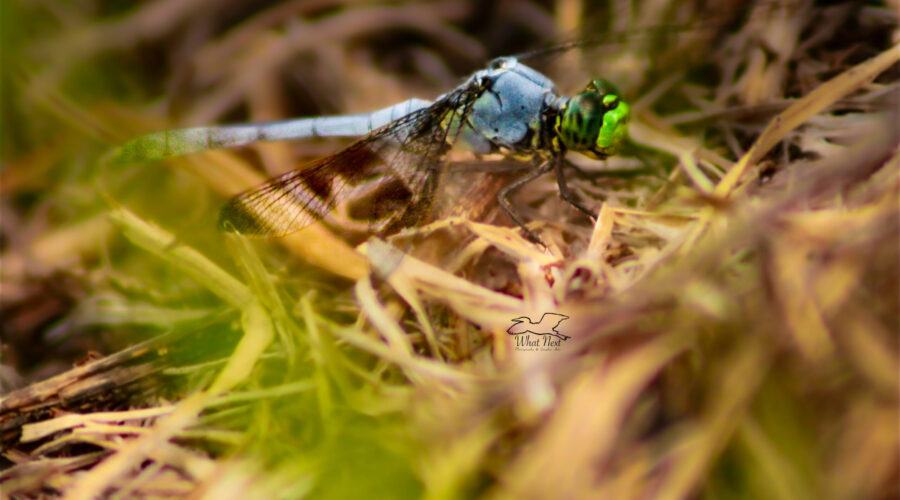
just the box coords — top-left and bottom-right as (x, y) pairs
(557, 93), (604, 152)
(576, 93), (601, 118)
(586, 78), (622, 97)
(602, 94), (620, 110)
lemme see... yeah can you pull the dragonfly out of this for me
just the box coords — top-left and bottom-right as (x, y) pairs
(108, 56), (631, 243)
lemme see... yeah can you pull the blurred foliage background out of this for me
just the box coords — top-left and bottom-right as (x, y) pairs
(1, 0), (899, 499)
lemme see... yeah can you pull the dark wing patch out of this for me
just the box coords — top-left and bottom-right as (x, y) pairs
(219, 81), (483, 237)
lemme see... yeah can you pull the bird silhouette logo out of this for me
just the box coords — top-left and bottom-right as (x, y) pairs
(506, 313), (571, 341)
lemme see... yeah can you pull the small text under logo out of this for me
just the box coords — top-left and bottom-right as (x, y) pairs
(506, 313), (570, 351)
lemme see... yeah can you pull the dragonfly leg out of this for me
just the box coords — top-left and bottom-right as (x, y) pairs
(555, 157), (597, 221)
(498, 160), (554, 243)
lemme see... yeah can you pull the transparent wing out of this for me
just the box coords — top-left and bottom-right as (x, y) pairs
(218, 82), (482, 237)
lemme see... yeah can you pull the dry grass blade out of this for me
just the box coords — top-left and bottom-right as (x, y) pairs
(715, 43), (900, 199)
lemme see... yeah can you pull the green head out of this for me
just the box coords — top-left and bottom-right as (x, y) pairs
(556, 79), (630, 158)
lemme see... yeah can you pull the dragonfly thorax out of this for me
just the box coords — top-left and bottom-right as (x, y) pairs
(555, 79), (630, 159)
